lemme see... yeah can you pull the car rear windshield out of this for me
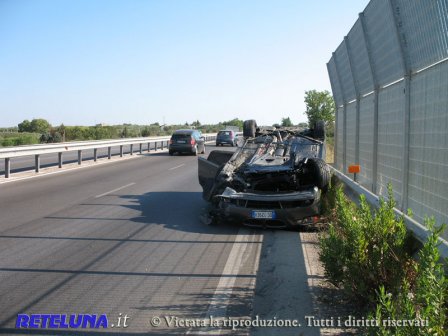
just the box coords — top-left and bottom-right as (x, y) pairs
(218, 131), (232, 136)
(172, 133), (192, 139)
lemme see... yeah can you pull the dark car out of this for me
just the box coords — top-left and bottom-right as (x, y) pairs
(216, 130), (237, 147)
(198, 119), (330, 229)
(169, 129), (206, 155)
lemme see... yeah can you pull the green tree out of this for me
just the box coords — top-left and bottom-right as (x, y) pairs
(121, 127), (129, 138)
(191, 120), (201, 127)
(304, 90), (335, 126)
(29, 118), (52, 134)
(141, 127), (150, 137)
(18, 120), (32, 132)
(57, 123), (66, 142)
(222, 118), (243, 130)
(281, 117), (293, 127)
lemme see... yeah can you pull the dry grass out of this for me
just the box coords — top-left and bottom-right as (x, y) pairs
(326, 143), (334, 164)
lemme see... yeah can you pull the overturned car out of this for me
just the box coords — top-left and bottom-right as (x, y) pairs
(198, 120), (331, 229)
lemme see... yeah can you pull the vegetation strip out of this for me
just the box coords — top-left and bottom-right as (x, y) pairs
(319, 181), (447, 335)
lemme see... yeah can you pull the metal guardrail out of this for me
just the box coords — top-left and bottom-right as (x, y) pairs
(0, 134), (216, 178)
(330, 166), (448, 260)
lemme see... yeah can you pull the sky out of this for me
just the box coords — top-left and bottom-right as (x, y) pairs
(0, 0), (369, 127)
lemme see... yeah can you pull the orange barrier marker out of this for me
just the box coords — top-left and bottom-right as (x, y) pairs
(348, 164), (361, 182)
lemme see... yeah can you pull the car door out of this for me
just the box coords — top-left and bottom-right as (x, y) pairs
(198, 150), (234, 200)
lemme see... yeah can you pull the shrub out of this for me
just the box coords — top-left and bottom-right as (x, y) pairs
(319, 184), (411, 306)
(320, 182), (447, 335)
(368, 219), (448, 336)
(0, 132), (40, 146)
(368, 220), (447, 336)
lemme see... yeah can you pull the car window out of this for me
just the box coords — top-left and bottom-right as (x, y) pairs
(172, 133), (191, 140)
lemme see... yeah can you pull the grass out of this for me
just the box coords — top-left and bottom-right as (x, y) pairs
(326, 142), (334, 164)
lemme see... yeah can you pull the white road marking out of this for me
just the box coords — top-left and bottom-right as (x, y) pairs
(95, 182), (135, 198)
(168, 163), (185, 171)
(187, 228), (262, 335)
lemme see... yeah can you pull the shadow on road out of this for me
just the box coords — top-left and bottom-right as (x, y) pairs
(121, 191), (240, 235)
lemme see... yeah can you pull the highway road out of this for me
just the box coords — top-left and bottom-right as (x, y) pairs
(0, 145), (321, 335)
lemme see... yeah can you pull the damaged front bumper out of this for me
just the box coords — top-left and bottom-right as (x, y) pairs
(213, 187), (321, 228)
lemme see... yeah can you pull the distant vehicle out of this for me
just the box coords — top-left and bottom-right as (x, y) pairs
(169, 129), (205, 156)
(198, 119), (330, 229)
(216, 130), (238, 147)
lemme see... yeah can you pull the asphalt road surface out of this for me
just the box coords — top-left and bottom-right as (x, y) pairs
(0, 145), (321, 335)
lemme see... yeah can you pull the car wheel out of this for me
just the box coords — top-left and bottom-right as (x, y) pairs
(243, 119), (257, 138)
(313, 120), (325, 141)
(169, 150), (174, 156)
(307, 158), (331, 191)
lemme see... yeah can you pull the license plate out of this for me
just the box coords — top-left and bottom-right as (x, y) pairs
(177, 140), (186, 143)
(251, 210), (276, 219)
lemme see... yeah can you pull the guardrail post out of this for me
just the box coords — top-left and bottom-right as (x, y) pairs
(108, 147), (111, 159)
(161, 141), (164, 150)
(5, 158), (10, 178)
(58, 152), (63, 168)
(35, 154), (40, 173)
(155, 141), (158, 151)
(94, 148), (98, 162)
(78, 150), (82, 165)
(139, 143), (142, 154)
(120, 145), (123, 157)
(147, 143), (150, 152)
(130, 144), (134, 155)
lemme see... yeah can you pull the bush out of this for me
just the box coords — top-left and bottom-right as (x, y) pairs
(319, 184), (411, 306)
(368, 220), (447, 335)
(320, 182), (447, 335)
(0, 132), (40, 147)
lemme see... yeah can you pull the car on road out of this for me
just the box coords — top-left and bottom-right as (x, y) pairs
(169, 129), (206, 156)
(216, 130), (238, 147)
(198, 119), (330, 229)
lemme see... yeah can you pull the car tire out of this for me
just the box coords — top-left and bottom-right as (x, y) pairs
(308, 158), (330, 191)
(169, 150), (174, 156)
(243, 119), (257, 138)
(313, 120), (325, 141)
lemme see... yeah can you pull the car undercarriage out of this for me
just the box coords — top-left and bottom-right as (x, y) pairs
(198, 120), (330, 229)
